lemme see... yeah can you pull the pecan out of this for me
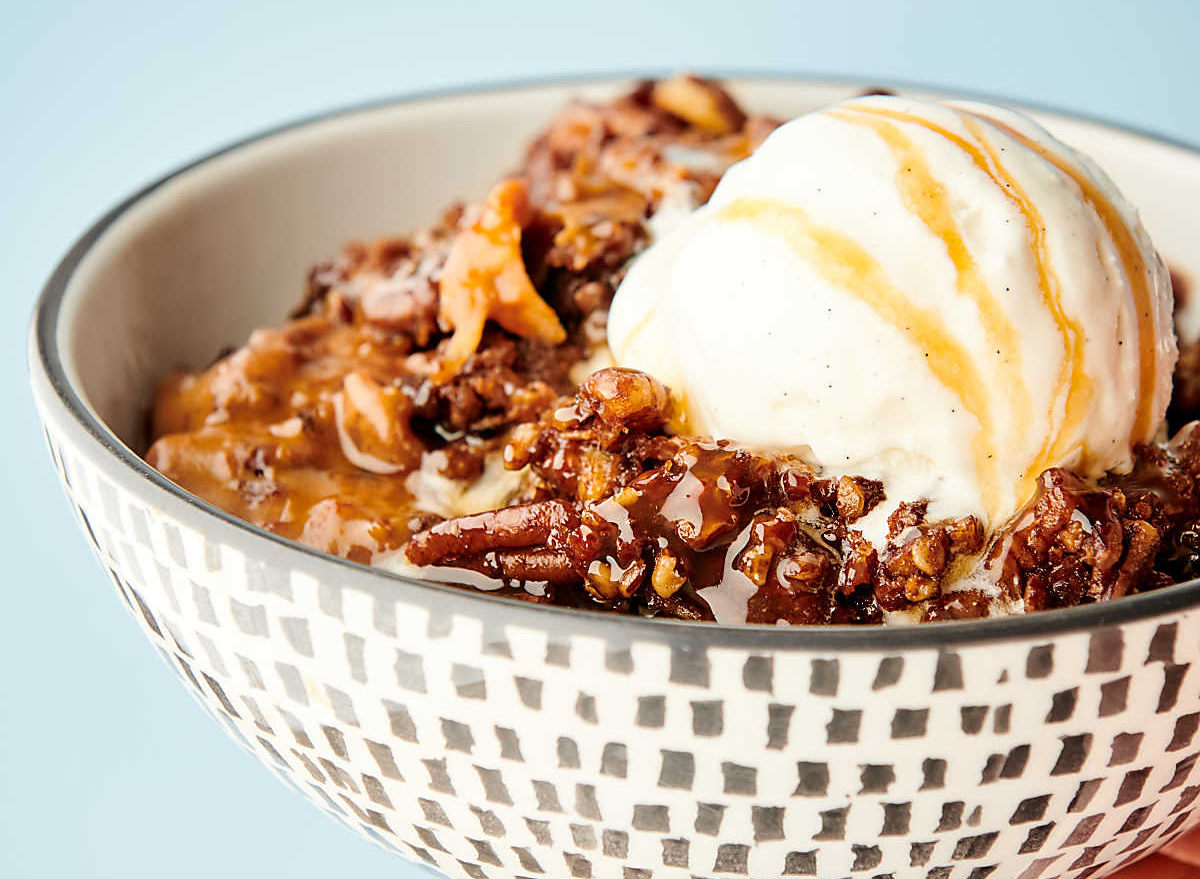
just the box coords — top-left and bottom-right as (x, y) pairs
(878, 515), (983, 610)
(887, 500), (929, 539)
(1105, 520), (1161, 600)
(459, 548), (578, 586)
(812, 475), (883, 524)
(405, 500), (579, 565)
(577, 367), (671, 430)
(584, 557), (647, 602)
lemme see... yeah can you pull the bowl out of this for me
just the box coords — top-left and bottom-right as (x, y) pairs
(28, 75), (1200, 879)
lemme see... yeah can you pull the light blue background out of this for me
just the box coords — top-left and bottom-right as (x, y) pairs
(4, 1), (1200, 876)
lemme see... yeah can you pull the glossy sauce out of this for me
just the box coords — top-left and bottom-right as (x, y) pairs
(146, 315), (423, 561)
(585, 442), (762, 592)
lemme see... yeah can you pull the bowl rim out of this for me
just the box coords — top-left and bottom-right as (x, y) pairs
(29, 69), (1200, 650)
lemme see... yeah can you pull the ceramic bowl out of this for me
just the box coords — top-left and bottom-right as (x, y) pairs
(28, 76), (1200, 879)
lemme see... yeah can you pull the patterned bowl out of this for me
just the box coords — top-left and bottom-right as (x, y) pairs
(28, 76), (1200, 879)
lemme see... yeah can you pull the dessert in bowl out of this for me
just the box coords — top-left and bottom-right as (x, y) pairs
(28, 76), (1200, 878)
(143, 77), (1197, 626)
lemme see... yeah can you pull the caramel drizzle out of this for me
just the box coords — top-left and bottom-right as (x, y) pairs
(718, 196), (999, 513)
(836, 103), (1093, 499)
(830, 108), (1032, 446)
(958, 115), (1092, 472)
(960, 109), (1160, 446)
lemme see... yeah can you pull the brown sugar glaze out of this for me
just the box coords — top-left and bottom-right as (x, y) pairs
(146, 78), (1200, 624)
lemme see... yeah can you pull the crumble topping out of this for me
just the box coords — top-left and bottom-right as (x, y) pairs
(145, 77), (1200, 624)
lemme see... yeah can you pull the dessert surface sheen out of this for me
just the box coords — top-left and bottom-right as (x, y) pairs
(145, 77), (1200, 626)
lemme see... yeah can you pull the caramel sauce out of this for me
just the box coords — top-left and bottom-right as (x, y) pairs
(143, 79), (1195, 625)
(146, 316), (420, 559)
(960, 110), (1161, 448)
(957, 115), (1092, 473)
(831, 108), (1032, 447)
(719, 196), (1000, 515)
(588, 443), (749, 590)
(838, 103), (1094, 516)
(436, 179), (566, 381)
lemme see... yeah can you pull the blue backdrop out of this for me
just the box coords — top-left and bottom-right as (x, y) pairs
(4, 1), (1199, 876)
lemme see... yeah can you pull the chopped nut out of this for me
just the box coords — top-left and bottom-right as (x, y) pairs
(617, 558), (649, 598)
(812, 474), (883, 524)
(547, 191), (649, 272)
(584, 557), (647, 601)
(834, 476), (865, 520)
(1107, 520), (1160, 599)
(835, 475), (885, 523)
(746, 531), (838, 626)
(838, 532), (877, 594)
(887, 500), (928, 539)
(614, 486), (640, 507)
(651, 74), (747, 134)
(577, 447), (622, 501)
(734, 508), (798, 586)
(651, 551), (687, 598)
(503, 422), (542, 470)
(878, 514), (983, 610)
(578, 367), (671, 430)
(909, 532), (947, 578)
(584, 560), (620, 600)
(777, 548), (833, 591)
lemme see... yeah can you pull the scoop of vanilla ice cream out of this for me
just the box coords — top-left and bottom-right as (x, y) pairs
(609, 95), (1177, 543)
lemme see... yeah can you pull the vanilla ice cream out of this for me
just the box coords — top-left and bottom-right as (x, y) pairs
(609, 95), (1177, 544)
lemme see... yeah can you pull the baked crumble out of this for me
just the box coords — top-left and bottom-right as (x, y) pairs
(146, 77), (1200, 624)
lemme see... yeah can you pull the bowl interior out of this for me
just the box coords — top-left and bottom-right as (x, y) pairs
(51, 76), (1200, 455)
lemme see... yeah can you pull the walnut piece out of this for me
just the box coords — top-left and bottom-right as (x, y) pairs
(651, 74), (748, 134)
(577, 367), (671, 431)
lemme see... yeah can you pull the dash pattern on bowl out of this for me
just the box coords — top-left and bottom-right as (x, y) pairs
(29, 75), (1200, 879)
(40, 422), (1200, 879)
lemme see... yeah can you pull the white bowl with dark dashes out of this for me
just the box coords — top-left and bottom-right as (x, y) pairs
(28, 75), (1200, 879)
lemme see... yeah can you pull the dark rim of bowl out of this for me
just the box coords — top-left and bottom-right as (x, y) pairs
(30, 69), (1200, 650)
